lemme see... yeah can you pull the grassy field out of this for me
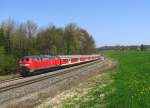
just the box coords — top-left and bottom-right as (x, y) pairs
(102, 51), (150, 108)
(39, 51), (150, 108)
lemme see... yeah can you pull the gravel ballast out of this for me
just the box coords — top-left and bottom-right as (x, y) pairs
(0, 59), (116, 108)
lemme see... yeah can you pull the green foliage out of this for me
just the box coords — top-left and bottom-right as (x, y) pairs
(0, 28), (5, 46)
(0, 47), (17, 75)
(0, 19), (96, 75)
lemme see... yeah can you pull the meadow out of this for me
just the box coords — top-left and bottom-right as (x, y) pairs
(102, 51), (150, 108)
(46, 51), (150, 108)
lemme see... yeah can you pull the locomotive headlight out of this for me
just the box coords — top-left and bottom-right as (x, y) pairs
(20, 64), (30, 67)
(25, 64), (30, 66)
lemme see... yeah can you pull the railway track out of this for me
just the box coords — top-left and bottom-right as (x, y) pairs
(0, 60), (104, 93)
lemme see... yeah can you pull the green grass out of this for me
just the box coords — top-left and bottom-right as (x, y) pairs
(102, 51), (150, 108)
(46, 51), (150, 108)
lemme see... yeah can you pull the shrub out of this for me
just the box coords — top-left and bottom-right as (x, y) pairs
(0, 47), (18, 75)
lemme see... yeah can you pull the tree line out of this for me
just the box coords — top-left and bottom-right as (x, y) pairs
(98, 44), (148, 51)
(0, 19), (96, 75)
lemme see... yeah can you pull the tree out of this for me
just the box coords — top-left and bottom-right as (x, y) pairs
(46, 25), (63, 55)
(79, 29), (96, 54)
(1, 19), (16, 55)
(25, 20), (38, 38)
(140, 44), (146, 51)
(0, 19), (96, 56)
(24, 21), (38, 54)
(64, 23), (81, 54)
(0, 28), (5, 46)
(11, 23), (29, 57)
(36, 28), (52, 54)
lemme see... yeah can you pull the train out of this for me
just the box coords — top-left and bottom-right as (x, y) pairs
(19, 55), (104, 77)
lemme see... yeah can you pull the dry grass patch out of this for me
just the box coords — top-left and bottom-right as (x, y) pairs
(35, 70), (114, 108)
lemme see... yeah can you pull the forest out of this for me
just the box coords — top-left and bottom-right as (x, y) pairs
(0, 19), (96, 75)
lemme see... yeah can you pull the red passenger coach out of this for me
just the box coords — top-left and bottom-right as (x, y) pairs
(59, 55), (80, 65)
(19, 54), (104, 77)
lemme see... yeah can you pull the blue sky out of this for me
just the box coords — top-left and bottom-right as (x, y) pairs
(0, 0), (150, 47)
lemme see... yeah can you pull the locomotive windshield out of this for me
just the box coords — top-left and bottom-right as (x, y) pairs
(21, 57), (29, 61)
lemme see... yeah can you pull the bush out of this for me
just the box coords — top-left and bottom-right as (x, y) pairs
(0, 47), (18, 75)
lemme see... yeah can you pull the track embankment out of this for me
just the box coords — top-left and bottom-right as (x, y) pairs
(0, 59), (116, 108)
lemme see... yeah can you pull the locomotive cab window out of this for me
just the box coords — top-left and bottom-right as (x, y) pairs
(21, 57), (29, 61)
(25, 58), (29, 61)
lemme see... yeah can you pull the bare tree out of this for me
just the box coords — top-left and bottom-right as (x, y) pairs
(25, 20), (38, 38)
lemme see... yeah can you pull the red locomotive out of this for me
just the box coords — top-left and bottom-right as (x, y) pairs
(19, 55), (104, 77)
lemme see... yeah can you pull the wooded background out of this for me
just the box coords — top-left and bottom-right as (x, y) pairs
(0, 19), (96, 75)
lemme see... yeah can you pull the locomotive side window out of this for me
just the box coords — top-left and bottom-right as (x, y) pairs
(48, 56), (52, 60)
(54, 56), (60, 60)
(32, 57), (39, 61)
(38, 55), (51, 61)
(42, 57), (49, 61)
(48, 56), (56, 60)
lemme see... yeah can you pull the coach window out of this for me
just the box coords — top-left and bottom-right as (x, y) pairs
(64, 59), (69, 62)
